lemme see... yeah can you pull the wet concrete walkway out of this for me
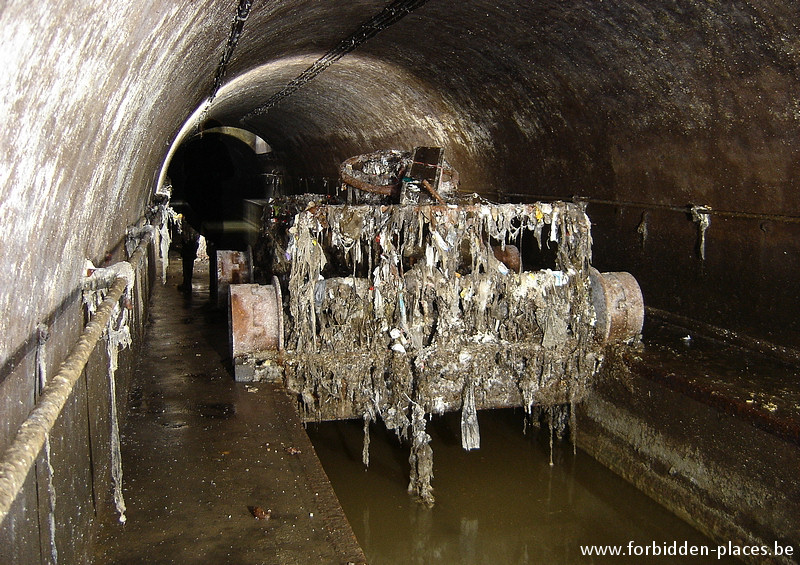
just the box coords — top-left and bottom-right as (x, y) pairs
(93, 254), (365, 564)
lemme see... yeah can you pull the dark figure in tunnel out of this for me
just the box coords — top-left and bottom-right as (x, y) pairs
(168, 119), (265, 293)
(169, 119), (235, 234)
(176, 216), (200, 294)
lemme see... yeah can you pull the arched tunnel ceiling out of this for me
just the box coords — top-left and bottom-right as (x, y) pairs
(210, 54), (495, 188)
(2, 0), (800, 369)
(203, 0), (800, 208)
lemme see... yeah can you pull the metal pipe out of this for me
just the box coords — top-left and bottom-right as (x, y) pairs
(503, 194), (800, 224)
(0, 229), (152, 527)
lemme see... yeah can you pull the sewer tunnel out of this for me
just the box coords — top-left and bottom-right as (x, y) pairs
(1, 1), (799, 563)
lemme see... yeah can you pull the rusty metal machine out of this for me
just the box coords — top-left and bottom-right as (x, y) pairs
(227, 149), (644, 504)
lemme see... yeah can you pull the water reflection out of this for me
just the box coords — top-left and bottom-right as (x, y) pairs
(307, 409), (736, 564)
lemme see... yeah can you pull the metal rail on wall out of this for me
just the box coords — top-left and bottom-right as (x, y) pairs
(0, 226), (154, 527)
(503, 193), (800, 224)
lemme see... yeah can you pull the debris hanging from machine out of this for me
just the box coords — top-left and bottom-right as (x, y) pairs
(263, 194), (602, 505)
(232, 148), (645, 505)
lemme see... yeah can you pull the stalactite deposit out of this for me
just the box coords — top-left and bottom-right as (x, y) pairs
(83, 261), (135, 523)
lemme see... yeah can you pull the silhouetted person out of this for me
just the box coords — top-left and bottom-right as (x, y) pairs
(168, 119), (235, 294)
(176, 216), (200, 294)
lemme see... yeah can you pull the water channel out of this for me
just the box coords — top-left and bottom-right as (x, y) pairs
(308, 408), (738, 564)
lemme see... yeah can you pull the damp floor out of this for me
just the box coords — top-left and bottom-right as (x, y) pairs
(92, 255), (364, 564)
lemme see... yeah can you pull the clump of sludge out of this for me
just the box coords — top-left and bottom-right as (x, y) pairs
(260, 196), (604, 505)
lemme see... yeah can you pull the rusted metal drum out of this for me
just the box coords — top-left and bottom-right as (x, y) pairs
(229, 276), (284, 357)
(589, 268), (645, 343)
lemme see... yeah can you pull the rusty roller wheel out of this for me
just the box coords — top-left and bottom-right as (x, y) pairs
(589, 267), (645, 344)
(229, 277), (284, 358)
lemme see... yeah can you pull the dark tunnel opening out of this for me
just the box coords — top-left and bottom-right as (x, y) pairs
(167, 125), (273, 251)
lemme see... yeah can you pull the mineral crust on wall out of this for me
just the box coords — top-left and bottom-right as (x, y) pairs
(245, 193), (612, 505)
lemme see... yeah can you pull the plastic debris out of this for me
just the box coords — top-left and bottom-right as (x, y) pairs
(106, 299), (131, 524)
(82, 261), (134, 315)
(255, 196), (604, 504)
(690, 205), (711, 261)
(36, 325), (58, 565)
(125, 224), (156, 258)
(362, 416), (371, 468)
(408, 400), (435, 506)
(146, 202), (179, 283)
(460, 379), (480, 451)
(637, 211), (649, 249)
(249, 506), (271, 520)
(84, 260), (134, 524)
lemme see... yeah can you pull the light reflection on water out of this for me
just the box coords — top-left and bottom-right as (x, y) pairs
(307, 409), (736, 564)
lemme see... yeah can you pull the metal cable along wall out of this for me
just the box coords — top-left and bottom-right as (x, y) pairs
(505, 193), (800, 224)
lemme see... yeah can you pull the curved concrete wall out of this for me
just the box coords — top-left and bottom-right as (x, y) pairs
(1, 1), (232, 371)
(0, 0), (799, 556)
(3, 0), (798, 365)
(0, 4), (234, 559)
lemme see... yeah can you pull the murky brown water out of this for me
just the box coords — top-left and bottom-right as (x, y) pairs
(308, 409), (737, 564)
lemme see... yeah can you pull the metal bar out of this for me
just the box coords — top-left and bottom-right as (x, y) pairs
(503, 194), (800, 224)
(0, 229), (153, 527)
